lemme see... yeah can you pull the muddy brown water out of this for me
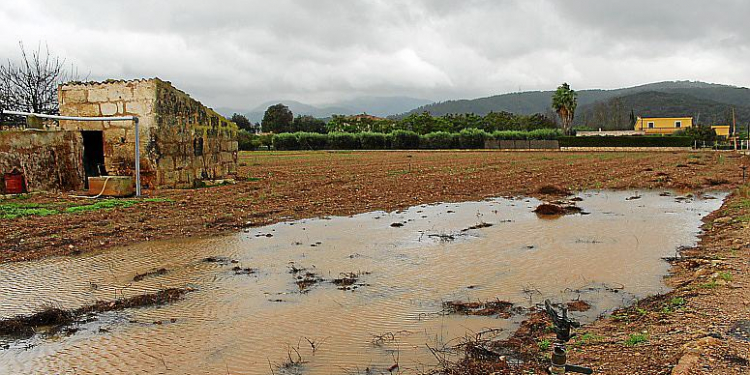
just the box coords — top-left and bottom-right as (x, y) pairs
(0, 191), (725, 374)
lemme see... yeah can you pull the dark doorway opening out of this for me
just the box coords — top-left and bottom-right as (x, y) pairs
(82, 131), (106, 187)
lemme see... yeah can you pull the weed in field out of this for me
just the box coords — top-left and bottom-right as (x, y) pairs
(247, 177), (261, 182)
(698, 281), (719, 289)
(661, 297), (686, 313)
(576, 333), (603, 345)
(669, 297), (685, 307)
(624, 333), (648, 346)
(719, 271), (733, 282)
(538, 339), (551, 351)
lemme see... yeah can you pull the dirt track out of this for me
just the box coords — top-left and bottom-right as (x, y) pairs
(1, 151), (745, 263)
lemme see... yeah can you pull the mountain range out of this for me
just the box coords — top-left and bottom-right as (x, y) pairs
(218, 96), (432, 123)
(401, 81), (750, 129)
(218, 81), (750, 131)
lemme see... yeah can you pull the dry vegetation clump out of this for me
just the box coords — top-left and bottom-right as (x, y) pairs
(0, 288), (191, 338)
(443, 300), (522, 318)
(133, 267), (168, 282)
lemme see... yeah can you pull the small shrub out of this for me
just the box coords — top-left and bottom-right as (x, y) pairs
(272, 133), (300, 150)
(327, 132), (359, 150)
(297, 132), (327, 150)
(358, 132), (387, 149)
(421, 131), (457, 149)
(458, 128), (489, 149)
(390, 130), (420, 149)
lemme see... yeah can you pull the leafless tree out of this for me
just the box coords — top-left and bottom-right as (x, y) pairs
(0, 42), (79, 127)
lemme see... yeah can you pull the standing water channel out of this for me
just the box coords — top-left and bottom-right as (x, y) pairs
(0, 190), (726, 374)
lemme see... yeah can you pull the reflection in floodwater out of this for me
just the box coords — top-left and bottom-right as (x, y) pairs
(0, 191), (725, 374)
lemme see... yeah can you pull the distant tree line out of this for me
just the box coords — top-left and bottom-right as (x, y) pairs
(257, 103), (558, 135)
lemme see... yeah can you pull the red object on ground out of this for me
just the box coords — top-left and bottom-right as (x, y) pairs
(4, 171), (26, 194)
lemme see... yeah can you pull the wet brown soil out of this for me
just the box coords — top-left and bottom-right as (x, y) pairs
(432, 187), (750, 375)
(1, 151), (745, 263)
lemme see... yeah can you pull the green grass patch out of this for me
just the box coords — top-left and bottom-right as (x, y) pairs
(0, 202), (58, 219)
(65, 200), (137, 213)
(624, 333), (649, 347)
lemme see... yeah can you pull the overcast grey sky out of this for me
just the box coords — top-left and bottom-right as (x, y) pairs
(1, 0), (749, 110)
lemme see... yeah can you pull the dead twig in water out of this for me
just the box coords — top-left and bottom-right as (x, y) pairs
(304, 336), (329, 355)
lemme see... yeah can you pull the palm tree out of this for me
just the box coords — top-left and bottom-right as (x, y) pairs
(552, 83), (578, 135)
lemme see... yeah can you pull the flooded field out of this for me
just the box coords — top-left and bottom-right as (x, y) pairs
(0, 190), (725, 374)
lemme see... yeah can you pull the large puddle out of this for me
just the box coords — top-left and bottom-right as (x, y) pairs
(0, 190), (725, 374)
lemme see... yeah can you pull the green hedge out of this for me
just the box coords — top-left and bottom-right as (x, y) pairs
(237, 130), (260, 151)
(421, 131), (458, 149)
(273, 133), (300, 150)
(269, 129), (564, 150)
(458, 128), (489, 149)
(297, 132), (327, 150)
(391, 130), (420, 149)
(558, 136), (693, 148)
(528, 129), (562, 140)
(327, 132), (359, 149)
(358, 132), (387, 149)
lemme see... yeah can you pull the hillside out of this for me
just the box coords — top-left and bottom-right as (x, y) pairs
(400, 81), (750, 128)
(577, 91), (750, 130)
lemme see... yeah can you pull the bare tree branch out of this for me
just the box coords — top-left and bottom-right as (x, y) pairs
(0, 41), (79, 128)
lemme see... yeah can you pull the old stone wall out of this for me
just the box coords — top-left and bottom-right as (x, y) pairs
(0, 130), (84, 193)
(152, 79), (238, 187)
(59, 78), (238, 188)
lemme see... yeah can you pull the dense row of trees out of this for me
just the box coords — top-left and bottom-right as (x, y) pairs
(256, 103), (560, 135)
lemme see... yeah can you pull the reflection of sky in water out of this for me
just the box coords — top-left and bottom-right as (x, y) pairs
(0, 191), (725, 375)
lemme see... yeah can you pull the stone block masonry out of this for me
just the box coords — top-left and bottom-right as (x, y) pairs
(59, 78), (238, 188)
(0, 130), (84, 193)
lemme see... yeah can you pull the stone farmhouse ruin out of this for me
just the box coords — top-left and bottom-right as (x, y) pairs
(0, 78), (238, 193)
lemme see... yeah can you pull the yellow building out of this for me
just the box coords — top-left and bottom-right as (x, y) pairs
(710, 125), (730, 138)
(634, 117), (693, 135)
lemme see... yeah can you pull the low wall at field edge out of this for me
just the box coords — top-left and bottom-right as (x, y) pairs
(0, 130), (85, 193)
(484, 140), (559, 150)
(560, 147), (692, 152)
